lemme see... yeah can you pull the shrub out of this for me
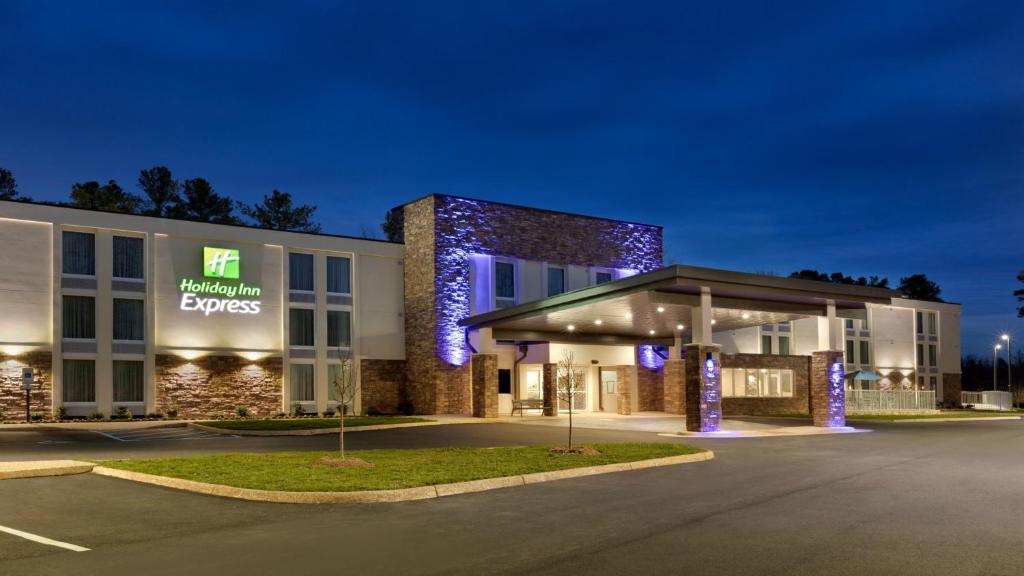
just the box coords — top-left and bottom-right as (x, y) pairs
(166, 406), (179, 418)
(366, 406), (383, 416)
(30, 413), (44, 422)
(57, 404), (67, 420)
(147, 412), (163, 419)
(115, 406), (132, 420)
(236, 405), (250, 418)
(88, 411), (105, 421)
(290, 402), (304, 417)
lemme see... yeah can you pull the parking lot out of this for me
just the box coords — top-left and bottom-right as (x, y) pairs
(2, 419), (1024, 575)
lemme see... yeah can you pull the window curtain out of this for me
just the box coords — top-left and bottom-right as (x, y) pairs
(326, 256), (351, 294)
(327, 310), (351, 348)
(63, 359), (96, 402)
(113, 299), (144, 340)
(289, 308), (315, 346)
(289, 253), (314, 291)
(62, 231), (95, 275)
(63, 296), (96, 339)
(113, 360), (144, 402)
(547, 268), (565, 296)
(112, 236), (144, 279)
(327, 364), (341, 402)
(290, 364), (314, 401)
(495, 262), (514, 299)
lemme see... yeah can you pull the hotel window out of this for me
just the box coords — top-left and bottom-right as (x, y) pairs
(498, 369), (512, 394)
(917, 343), (924, 366)
(289, 253), (314, 291)
(327, 310), (351, 348)
(859, 340), (870, 365)
(494, 261), (515, 308)
(595, 271), (613, 285)
(762, 334), (773, 355)
(63, 296), (95, 339)
(778, 336), (790, 356)
(289, 308), (315, 346)
(721, 368), (794, 398)
(916, 311), (924, 335)
(327, 363), (352, 404)
(63, 359), (95, 402)
(930, 376), (938, 390)
(113, 360), (144, 402)
(846, 340), (855, 364)
(928, 344), (937, 366)
(926, 312), (937, 336)
(845, 319), (854, 330)
(290, 364), (314, 402)
(112, 236), (144, 279)
(113, 299), (144, 341)
(62, 231), (95, 275)
(547, 267), (565, 296)
(326, 256), (351, 294)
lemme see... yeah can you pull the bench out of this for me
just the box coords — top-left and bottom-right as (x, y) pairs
(511, 398), (546, 417)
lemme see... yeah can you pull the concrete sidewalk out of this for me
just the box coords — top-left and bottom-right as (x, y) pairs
(0, 460), (95, 480)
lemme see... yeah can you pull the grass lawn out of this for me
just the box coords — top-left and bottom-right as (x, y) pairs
(197, 416), (433, 431)
(98, 443), (706, 492)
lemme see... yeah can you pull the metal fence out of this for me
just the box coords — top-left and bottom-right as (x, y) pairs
(845, 390), (937, 413)
(961, 391), (1013, 411)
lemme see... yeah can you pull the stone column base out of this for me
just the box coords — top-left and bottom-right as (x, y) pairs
(542, 363), (558, 416)
(811, 351), (845, 427)
(614, 366), (632, 415)
(663, 359), (685, 415)
(684, 344), (722, 432)
(471, 354), (498, 418)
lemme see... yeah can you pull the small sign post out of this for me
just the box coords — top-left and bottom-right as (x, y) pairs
(21, 368), (33, 423)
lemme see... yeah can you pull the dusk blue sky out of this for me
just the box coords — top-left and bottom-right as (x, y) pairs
(1, 1), (1021, 355)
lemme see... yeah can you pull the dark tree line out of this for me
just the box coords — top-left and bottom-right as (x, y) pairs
(962, 352), (1024, 400)
(1016, 271), (1023, 318)
(789, 269), (943, 302)
(0, 166), (320, 233)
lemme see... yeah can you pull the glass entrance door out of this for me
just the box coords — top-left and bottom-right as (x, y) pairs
(600, 368), (618, 413)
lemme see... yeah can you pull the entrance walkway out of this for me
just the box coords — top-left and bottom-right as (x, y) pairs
(500, 411), (864, 437)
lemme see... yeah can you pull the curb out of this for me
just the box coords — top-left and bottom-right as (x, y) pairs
(0, 460), (95, 480)
(91, 450), (714, 503)
(874, 416), (1022, 424)
(187, 420), (473, 437)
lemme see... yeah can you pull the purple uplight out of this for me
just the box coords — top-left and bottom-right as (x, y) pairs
(828, 360), (846, 427)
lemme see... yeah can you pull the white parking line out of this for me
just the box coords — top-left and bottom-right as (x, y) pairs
(0, 524), (90, 552)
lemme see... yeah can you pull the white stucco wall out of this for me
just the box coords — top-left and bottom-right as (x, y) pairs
(0, 217), (52, 351)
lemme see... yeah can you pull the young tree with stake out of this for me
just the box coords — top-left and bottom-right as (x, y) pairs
(330, 358), (356, 461)
(556, 349), (586, 451)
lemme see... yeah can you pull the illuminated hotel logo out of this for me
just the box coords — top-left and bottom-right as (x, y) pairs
(179, 247), (262, 315)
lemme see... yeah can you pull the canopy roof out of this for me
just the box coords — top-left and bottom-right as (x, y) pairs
(459, 265), (897, 346)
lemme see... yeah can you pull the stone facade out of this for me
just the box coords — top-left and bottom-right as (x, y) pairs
(684, 344), (722, 432)
(155, 355), (282, 419)
(636, 363), (664, 412)
(360, 359), (407, 414)
(942, 373), (962, 405)
(811, 350), (846, 427)
(542, 363), (557, 416)
(471, 354), (498, 418)
(0, 352), (52, 421)
(720, 353), (811, 416)
(663, 359), (685, 415)
(615, 365), (633, 415)
(401, 194), (663, 416)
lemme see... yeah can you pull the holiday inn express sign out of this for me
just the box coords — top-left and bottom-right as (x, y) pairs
(179, 246), (263, 315)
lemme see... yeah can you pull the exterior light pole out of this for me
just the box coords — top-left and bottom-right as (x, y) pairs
(1002, 334), (1012, 398)
(994, 344), (1002, 391)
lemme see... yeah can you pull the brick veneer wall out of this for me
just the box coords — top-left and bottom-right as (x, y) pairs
(0, 352), (52, 420)
(471, 354), (499, 418)
(684, 344), (722, 432)
(360, 359), (407, 414)
(542, 363), (557, 416)
(811, 351), (846, 427)
(401, 194), (663, 416)
(155, 355), (282, 419)
(663, 359), (685, 415)
(636, 364), (664, 412)
(942, 373), (962, 405)
(720, 354), (811, 416)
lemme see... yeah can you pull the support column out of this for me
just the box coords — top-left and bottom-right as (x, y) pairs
(542, 362), (557, 416)
(471, 353), (498, 418)
(691, 288), (713, 345)
(684, 343), (721, 432)
(811, 350), (845, 427)
(817, 300), (837, 351)
(615, 365), (632, 415)
(663, 358), (685, 414)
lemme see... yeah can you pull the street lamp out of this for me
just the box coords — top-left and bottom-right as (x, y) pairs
(994, 344), (1002, 391)
(1002, 334), (1012, 397)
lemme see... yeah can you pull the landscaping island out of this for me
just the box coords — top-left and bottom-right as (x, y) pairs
(98, 444), (707, 492)
(197, 416), (433, 431)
